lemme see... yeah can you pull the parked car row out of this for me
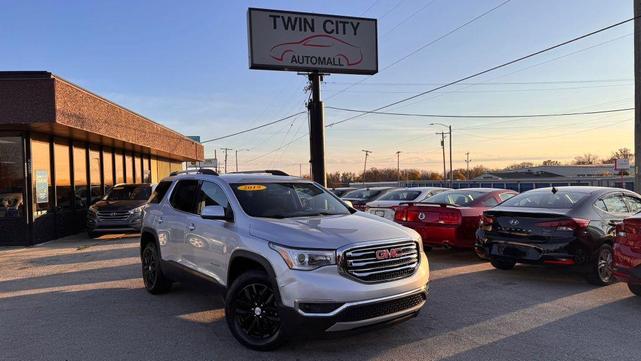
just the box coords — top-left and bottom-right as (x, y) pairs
(334, 185), (641, 294)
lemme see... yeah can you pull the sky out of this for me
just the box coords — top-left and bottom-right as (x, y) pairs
(0, 0), (635, 175)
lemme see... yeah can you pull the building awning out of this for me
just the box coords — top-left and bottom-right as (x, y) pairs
(0, 71), (204, 162)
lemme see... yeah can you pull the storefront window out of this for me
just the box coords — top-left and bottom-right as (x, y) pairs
(53, 139), (72, 209)
(103, 147), (114, 193)
(143, 154), (151, 183)
(89, 145), (102, 204)
(125, 152), (133, 183)
(151, 156), (159, 183)
(134, 153), (142, 183)
(158, 158), (171, 180)
(115, 150), (124, 184)
(31, 136), (52, 218)
(0, 136), (25, 219)
(170, 161), (183, 173)
(72, 142), (87, 208)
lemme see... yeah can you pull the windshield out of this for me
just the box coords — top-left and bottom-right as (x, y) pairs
(343, 189), (386, 200)
(424, 190), (487, 206)
(378, 190), (422, 201)
(231, 182), (350, 218)
(106, 185), (151, 201)
(501, 190), (589, 209)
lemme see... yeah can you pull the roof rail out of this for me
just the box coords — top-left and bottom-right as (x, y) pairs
(170, 168), (219, 176)
(229, 170), (290, 176)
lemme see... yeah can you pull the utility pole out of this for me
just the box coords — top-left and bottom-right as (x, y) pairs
(306, 72), (327, 186)
(214, 149), (218, 173)
(396, 151), (402, 186)
(220, 147), (232, 173)
(465, 152), (471, 180)
(437, 132), (447, 186)
(234, 148), (248, 172)
(362, 149), (372, 186)
(299, 163), (302, 177)
(635, 0), (641, 191)
(448, 125), (453, 188)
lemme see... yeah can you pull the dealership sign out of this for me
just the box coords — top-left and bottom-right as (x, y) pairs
(614, 158), (630, 171)
(247, 8), (378, 74)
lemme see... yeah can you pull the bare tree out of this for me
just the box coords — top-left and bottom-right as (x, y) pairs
(573, 153), (600, 165)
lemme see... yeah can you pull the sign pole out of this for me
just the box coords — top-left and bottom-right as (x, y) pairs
(308, 71), (326, 186)
(634, 0), (641, 192)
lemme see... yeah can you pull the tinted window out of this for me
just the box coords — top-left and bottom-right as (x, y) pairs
(425, 190), (487, 206)
(343, 189), (386, 200)
(499, 193), (515, 201)
(602, 195), (629, 214)
(198, 181), (229, 213)
(106, 185), (151, 201)
(482, 197), (498, 207)
(594, 199), (608, 212)
(232, 182), (349, 218)
(169, 180), (199, 213)
(501, 190), (589, 209)
(0, 136), (25, 219)
(625, 195), (641, 213)
(378, 190), (422, 201)
(149, 181), (172, 204)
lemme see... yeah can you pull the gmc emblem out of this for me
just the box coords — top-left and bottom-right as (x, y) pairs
(375, 248), (402, 260)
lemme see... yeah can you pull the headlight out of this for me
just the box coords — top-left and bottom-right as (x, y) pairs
(129, 206), (144, 215)
(269, 243), (336, 271)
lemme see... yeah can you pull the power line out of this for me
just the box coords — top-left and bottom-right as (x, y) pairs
(201, 111), (306, 143)
(324, 78), (634, 87)
(325, 106), (634, 119)
(326, 16), (637, 128)
(326, 0), (512, 100)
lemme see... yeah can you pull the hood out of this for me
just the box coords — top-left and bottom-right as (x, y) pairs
(249, 212), (414, 249)
(91, 199), (147, 212)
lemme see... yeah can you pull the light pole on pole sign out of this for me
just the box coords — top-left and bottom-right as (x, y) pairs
(247, 8), (378, 187)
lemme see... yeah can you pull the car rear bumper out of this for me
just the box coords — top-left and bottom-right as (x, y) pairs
(278, 286), (427, 335)
(401, 222), (473, 248)
(475, 239), (579, 265)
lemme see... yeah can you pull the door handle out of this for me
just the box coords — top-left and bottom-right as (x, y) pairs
(188, 224), (195, 231)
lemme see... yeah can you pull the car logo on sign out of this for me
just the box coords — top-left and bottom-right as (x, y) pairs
(375, 248), (402, 260)
(509, 219), (520, 226)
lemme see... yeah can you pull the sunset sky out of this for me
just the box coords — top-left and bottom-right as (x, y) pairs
(1, 0), (634, 175)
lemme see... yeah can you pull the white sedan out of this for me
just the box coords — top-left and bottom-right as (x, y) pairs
(366, 187), (449, 220)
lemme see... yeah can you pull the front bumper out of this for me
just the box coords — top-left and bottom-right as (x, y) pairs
(87, 215), (143, 233)
(613, 243), (641, 284)
(278, 286), (428, 334)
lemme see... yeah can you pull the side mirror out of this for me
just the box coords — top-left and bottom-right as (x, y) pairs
(343, 200), (353, 208)
(201, 205), (231, 221)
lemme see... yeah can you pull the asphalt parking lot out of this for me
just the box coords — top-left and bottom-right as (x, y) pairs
(1, 234), (640, 361)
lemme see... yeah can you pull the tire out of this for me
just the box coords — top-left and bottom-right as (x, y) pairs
(87, 230), (99, 239)
(141, 242), (172, 294)
(491, 258), (516, 270)
(225, 270), (285, 351)
(424, 246), (432, 253)
(587, 244), (615, 286)
(628, 283), (641, 297)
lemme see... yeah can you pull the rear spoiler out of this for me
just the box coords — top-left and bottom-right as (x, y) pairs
(398, 202), (460, 208)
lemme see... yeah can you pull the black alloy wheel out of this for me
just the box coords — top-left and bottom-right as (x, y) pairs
(491, 258), (516, 270)
(225, 271), (284, 350)
(587, 244), (615, 286)
(141, 243), (172, 294)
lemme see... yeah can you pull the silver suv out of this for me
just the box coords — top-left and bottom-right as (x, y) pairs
(139, 169), (430, 350)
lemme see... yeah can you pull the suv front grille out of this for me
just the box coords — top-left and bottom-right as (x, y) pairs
(96, 211), (130, 222)
(340, 240), (419, 283)
(337, 292), (426, 322)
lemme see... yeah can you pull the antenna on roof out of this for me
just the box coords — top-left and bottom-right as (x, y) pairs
(551, 186), (558, 194)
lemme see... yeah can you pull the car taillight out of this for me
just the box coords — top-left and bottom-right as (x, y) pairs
(480, 214), (495, 230)
(535, 218), (589, 232)
(437, 212), (461, 225)
(394, 207), (408, 222)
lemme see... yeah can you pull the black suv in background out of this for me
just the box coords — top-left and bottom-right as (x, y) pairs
(87, 184), (152, 237)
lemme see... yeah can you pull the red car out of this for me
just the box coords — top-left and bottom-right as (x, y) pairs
(614, 214), (641, 296)
(394, 188), (517, 250)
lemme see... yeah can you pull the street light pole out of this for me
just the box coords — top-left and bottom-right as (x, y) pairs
(396, 151), (402, 186)
(449, 125), (453, 188)
(436, 132), (447, 185)
(465, 152), (471, 180)
(362, 149), (372, 186)
(220, 147), (232, 174)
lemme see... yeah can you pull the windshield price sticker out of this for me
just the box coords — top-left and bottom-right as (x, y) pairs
(237, 185), (267, 191)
